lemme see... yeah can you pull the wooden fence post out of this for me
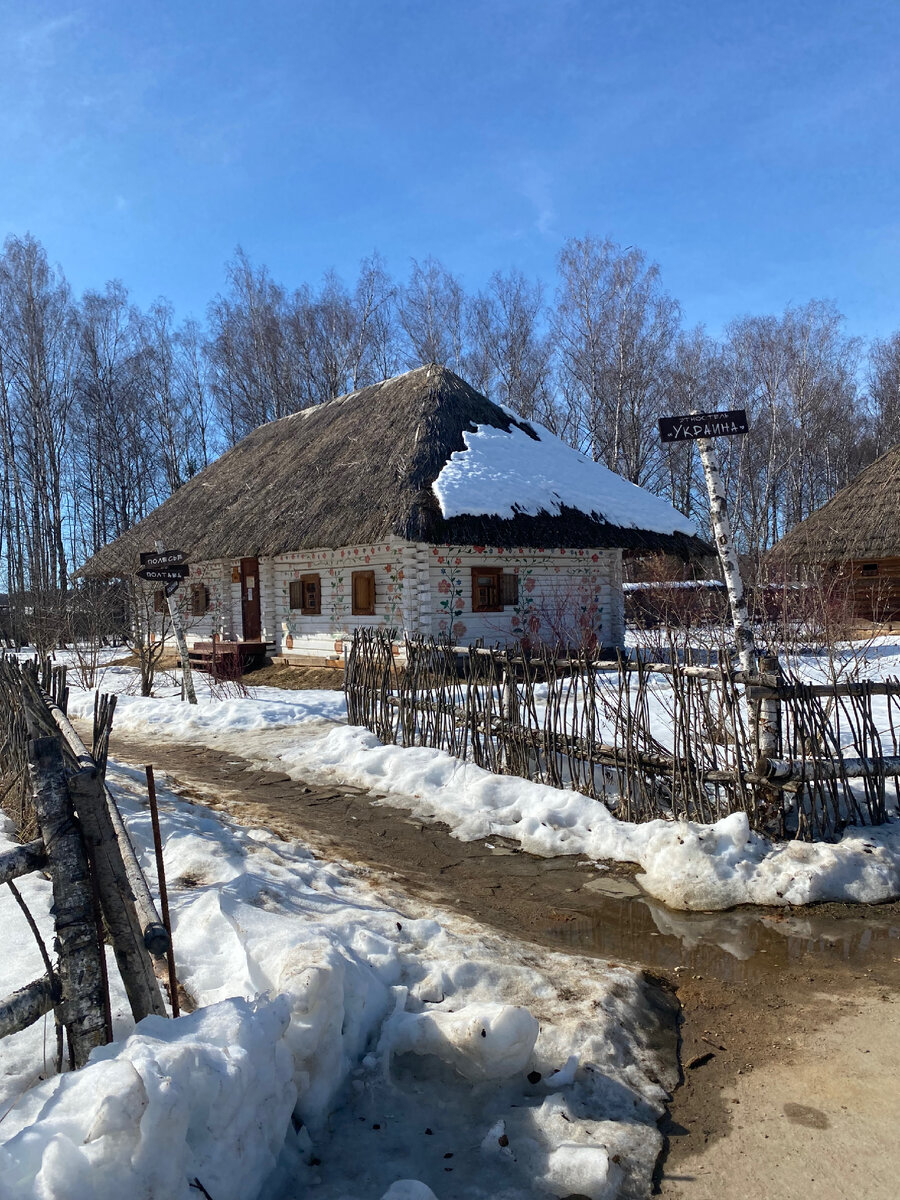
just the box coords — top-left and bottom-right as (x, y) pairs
(38, 680), (170, 961)
(755, 654), (783, 759)
(28, 735), (108, 1068)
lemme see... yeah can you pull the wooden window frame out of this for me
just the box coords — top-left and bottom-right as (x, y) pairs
(351, 569), (376, 616)
(471, 567), (502, 612)
(860, 563), (879, 577)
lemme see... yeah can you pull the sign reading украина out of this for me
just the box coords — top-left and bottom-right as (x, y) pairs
(658, 409), (749, 443)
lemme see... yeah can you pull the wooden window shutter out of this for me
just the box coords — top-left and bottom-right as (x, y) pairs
(300, 574), (321, 615)
(289, 580), (303, 610)
(191, 584), (209, 616)
(471, 567), (502, 612)
(351, 569), (376, 615)
(153, 589), (167, 614)
(500, 573), (519, 606)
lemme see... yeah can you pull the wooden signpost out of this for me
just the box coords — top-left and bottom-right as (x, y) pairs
(135, 545), (197, 705)
(136, 567), (188, 583)
(140, 550), (188, 569)
(658, 408), (756, 675)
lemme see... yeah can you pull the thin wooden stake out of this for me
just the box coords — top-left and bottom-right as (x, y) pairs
(145, 765), (180, 1018)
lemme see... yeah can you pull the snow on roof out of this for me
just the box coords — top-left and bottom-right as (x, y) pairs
(432, 418), (698, 538)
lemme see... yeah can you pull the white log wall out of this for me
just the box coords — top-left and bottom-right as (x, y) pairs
(425, 544), (622, 649)
(172, 542), (625, 656)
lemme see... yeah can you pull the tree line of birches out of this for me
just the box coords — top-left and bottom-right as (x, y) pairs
(2, 228), (900, 610)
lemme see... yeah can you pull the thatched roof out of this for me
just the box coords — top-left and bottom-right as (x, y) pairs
(79, 366), (708, 578)
(770, 444), (900, 565)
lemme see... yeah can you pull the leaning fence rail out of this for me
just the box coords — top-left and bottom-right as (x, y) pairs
(346, 631), (900, 842)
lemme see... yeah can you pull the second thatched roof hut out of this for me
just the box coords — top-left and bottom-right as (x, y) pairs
(769, 444), (900, 622)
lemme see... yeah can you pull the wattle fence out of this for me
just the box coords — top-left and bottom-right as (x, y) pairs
(345, 631), (900, 842)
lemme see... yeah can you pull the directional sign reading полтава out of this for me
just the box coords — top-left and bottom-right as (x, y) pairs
(658, 409), (749, 443)
(135, 565), (189, 583)
(140, 549), (188, 569)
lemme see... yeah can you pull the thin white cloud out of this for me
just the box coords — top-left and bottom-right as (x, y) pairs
(15, 11), (82, 65)
(517, 159), (557, 237)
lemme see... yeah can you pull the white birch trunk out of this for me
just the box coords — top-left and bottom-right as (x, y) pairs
(696, 435), (757, 675)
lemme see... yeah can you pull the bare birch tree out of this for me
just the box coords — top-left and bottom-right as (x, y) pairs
(553, 235), (678, 482)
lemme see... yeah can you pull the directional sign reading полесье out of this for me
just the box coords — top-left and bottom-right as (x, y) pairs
(658, 409), (749, 443)
(140, 549), (187, 569)
(136, 565), (189, 583)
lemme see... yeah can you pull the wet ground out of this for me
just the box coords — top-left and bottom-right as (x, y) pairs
(98, 724), (900, 1199)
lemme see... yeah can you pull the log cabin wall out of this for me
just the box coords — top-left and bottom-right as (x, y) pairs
(274, 541), (411, 662)
(426, 544), (623, 650)
(846, 558), (900, 621)
(165, 542), (626, 660)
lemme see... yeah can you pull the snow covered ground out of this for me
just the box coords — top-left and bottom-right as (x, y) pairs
(0, 760), (674, 1200)
(59, 652), (900, 911)
(3, 642), (899, 1197)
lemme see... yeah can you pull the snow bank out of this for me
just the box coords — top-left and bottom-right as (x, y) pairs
(431, 415), (697, 536)
(15, 760), (671, 1199)
(0, 998), (295, 1200)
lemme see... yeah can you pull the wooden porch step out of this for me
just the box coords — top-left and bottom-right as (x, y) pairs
(179, 640), (275, 675)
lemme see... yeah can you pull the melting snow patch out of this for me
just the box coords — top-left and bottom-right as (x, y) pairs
(380, 1000), (540, 1082)
(0, 998), (295, 1200)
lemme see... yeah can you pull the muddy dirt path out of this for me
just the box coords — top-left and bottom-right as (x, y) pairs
(101, 725), (900, 1199)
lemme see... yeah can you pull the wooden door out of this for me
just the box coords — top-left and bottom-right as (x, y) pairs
(240, 557), (261, 641)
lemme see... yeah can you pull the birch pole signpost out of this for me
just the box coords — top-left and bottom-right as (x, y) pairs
(658, 409), (757, 675)
(136, 545), (198, 705)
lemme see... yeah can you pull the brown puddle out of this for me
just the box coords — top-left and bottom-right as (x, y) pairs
(538, 887), (900, 982)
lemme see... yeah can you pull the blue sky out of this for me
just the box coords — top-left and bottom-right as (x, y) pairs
(2, 0), (898, 338)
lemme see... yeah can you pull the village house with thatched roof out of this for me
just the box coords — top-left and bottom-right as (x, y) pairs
(769, 444), (900, 624)
(79, 365), (706, 665)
